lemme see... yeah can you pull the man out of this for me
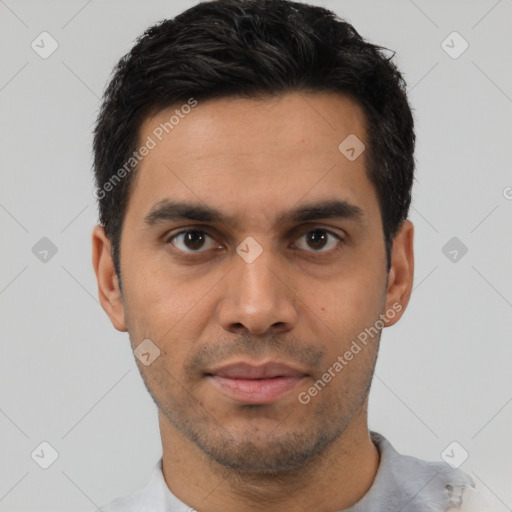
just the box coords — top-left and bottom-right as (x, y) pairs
(91, 0), (497, 510)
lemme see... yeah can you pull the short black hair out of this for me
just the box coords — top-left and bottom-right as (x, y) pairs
(93, 0), (415, 282)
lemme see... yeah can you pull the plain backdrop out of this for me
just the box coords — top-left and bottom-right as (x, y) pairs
(0, 0), (511, 510)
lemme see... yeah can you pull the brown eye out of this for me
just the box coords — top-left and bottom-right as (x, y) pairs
(167, 230), (217, 252)
(294, 229), (342, 252)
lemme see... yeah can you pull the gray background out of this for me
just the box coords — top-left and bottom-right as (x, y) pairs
(0, 0), (511, 510)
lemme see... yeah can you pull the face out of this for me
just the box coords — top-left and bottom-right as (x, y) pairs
(93, 91), (413, 475)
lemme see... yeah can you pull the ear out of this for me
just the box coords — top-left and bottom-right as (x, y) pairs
(91, 225), (127, 332)
(383, 220), (414, 327)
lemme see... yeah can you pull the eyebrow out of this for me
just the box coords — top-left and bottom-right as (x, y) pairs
(144, 198), (364, 229)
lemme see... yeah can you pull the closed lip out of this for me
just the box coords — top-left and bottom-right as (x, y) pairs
(206, 361), (308, 379)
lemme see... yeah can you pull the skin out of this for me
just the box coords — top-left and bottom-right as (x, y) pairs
(92, 91), (414, 512)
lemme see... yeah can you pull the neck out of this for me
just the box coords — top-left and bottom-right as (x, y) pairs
(159, 402), (380, 512)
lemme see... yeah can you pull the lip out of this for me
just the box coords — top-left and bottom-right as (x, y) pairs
(205, 361), (308, 404)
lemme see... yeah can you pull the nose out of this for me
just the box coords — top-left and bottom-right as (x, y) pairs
(217, 243), (299, 336)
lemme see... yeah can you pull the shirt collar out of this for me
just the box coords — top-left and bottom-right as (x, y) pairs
(121, 431), (474, 511)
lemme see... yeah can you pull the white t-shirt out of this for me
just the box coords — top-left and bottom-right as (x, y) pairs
(96, 431), (502, 512)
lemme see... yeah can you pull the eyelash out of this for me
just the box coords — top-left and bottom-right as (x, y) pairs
(164, 227), (345, 255)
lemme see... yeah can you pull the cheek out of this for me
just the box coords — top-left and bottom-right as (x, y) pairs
(123, 248), (182, 311)
(308, 267), (385, 327)
(122, 255), (219, 359)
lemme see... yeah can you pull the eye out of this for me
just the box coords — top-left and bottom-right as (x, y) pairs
(166, 229), (219, 253)
(293, 228), (343, 252)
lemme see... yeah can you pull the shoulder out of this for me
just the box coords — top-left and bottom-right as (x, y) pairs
(96, 484), (151, 512)
(370, 432), (508, 512)
(368, 432), (474, 511)
(448, 485), (510, 512)
(94, 458), (174, 512)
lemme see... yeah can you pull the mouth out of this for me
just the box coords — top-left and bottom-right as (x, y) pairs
(205, 361), (308, 404)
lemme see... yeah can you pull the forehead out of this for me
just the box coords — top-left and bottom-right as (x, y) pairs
(139, 91), (366, 160)
(125, 91), (379, 229)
